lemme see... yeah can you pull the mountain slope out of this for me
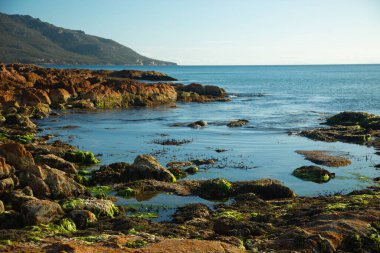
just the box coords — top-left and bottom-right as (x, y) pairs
(0, 12), (176, 65)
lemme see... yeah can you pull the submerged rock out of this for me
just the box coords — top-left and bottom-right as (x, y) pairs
(188, 120), (208, 128)
(227, 119), (249, 128)
(292, 166), (335, 183)
(296, 150), (351, 167)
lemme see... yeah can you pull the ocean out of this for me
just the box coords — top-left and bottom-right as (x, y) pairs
(37, 65), (380, 216)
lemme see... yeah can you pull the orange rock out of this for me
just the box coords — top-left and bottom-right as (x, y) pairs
(49, 88), (71, 104)
(0, 156), (13, 178)
(0, 143), (35, 170)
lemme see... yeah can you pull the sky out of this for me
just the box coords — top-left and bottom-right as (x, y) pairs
(1, 0), (380, 65)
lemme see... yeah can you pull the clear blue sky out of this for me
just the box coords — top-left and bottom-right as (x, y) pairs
(1, 0), (380, 65)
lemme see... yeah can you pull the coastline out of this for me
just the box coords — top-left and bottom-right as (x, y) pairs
(0, 64), (379, 252)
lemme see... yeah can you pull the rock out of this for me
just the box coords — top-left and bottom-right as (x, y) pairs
(69, 210), (97, 229)
(91, 162), (129, 185)
(49, 88), (71, 104)
(21, 199), (63, 225)
(123, 155), (176, 182)
(188, 120), (208, 128)
(168, 167), (187, 179)
(61, 198), (119, 218)
(143, 239), (243, 253)
(39, 154), (77, 174)
(172, 204), (212, 223)
(300, 126), (372, 144)
(197, 178), (232, 200)
(0, 177), (14, 192)
(68, 99), (95, 110)
(0, 157), (14, 178)
(296, 150), (351, 167)
(192, 159), (216, 166)
(0, 143), (35, 170)
(227, 119), (249, 128)
(303, 210), (380, 252)
(177, 83), (227, 97)
(233, 179), (296, 200)
(4, 114), (36, 130)
(18, 171), (51, 198)
(0, 211), (24, 229)
(7, 188), (37, 210)
(185, 166), (199, 174)
(292, 166), (335, 183)
(166, 161), (194, 169)
(18, 164), (86, 198)
(214, 218), (266, 237)
(38, 238), (244, 253)
(32, 103), (51, 118)
(0, 200), (4, 214)
(40, 165), (86, 198)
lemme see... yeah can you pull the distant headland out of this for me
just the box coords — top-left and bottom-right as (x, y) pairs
(0, 12), (176, 66)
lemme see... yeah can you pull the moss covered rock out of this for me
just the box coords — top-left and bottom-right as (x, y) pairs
(198, 178), (232, 200)
(292, 166), (335, 183)
(64, 150), (100, 165)
(60, 198), (119, 218)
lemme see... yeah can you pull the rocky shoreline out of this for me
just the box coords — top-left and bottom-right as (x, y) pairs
(0, 64), (379, 252)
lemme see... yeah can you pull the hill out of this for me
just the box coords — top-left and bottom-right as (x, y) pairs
(0, 12), (176, 65)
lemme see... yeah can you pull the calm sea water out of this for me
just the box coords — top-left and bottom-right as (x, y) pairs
(38, 65), (380, 201)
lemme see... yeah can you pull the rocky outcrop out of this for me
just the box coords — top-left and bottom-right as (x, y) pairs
(0, 64), (227, 114)
(175, 83), (229, 103)
(299, 112), (380, 149)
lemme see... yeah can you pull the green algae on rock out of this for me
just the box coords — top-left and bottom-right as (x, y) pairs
(64, 150), (100, 165)
(117, 187), (135, 198)
(326, 111), (380, 130)
(60, 198), (119, 218)
(198, 178), (232, 200)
